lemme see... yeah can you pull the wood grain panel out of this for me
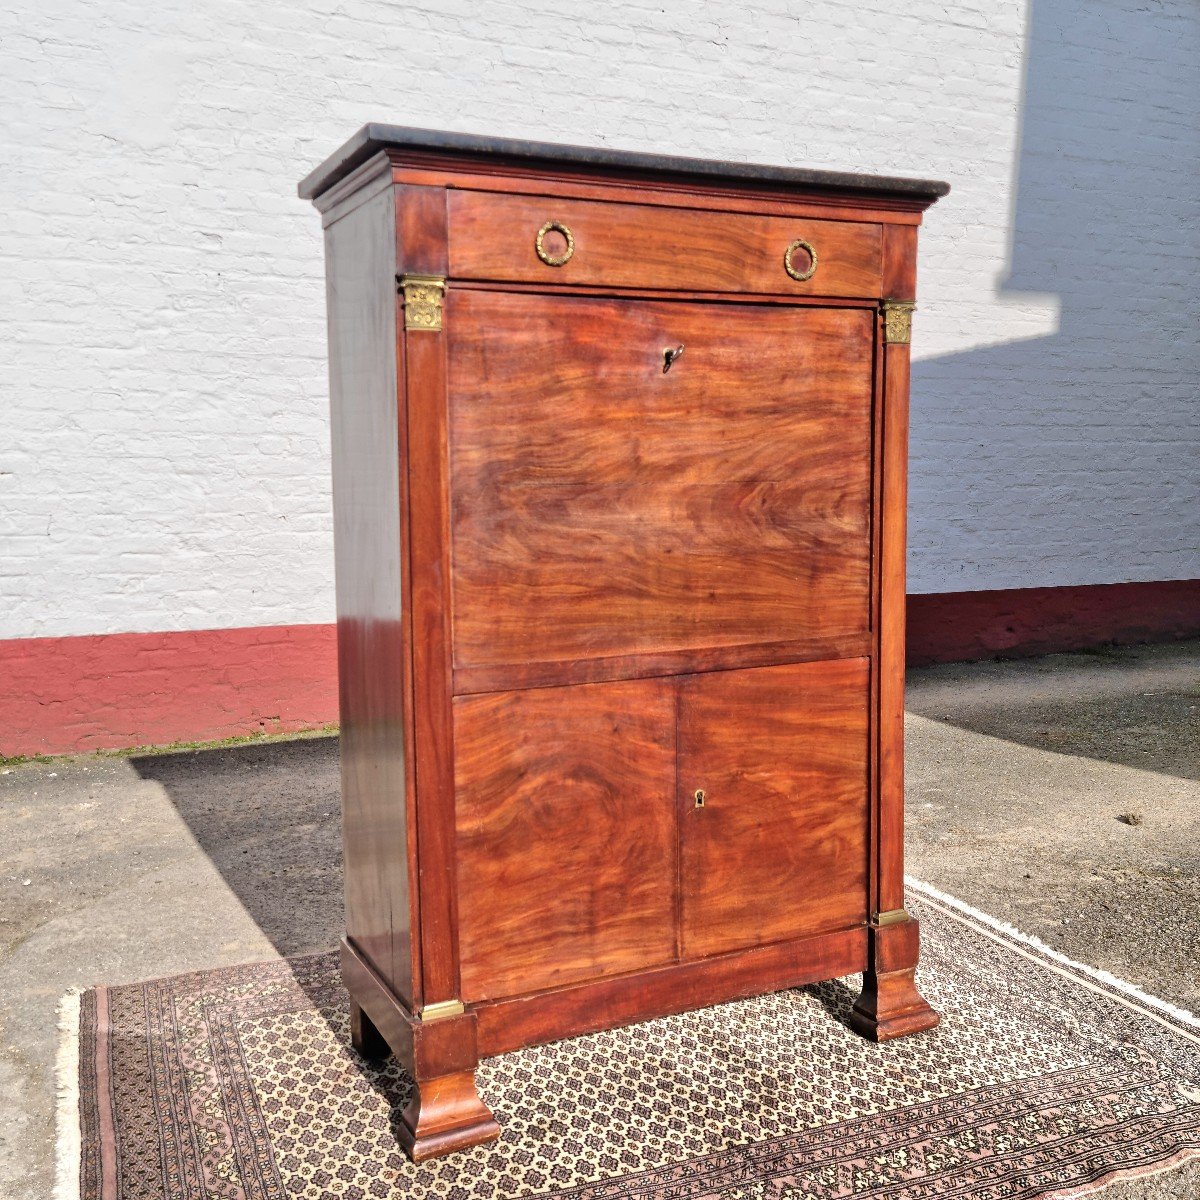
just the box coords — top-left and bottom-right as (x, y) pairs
(401, 165), (926, 225)
(453, 630), (872, 695)
(882, 224), (918, 301)
(324, 185), (413, 1001)
(454, 679), (677, 1001)
(476, 924), (868, 1056)
(399, 185), (459, 1010)
(679, 658), (870, 959)
(447, 291), (873, 670)
(448, 190), (881, 296)
(877, 337), (911, 916)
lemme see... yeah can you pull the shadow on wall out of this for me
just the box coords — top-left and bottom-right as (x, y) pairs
(908, 0), (1200, 594)
(128, 3), (1200, 962)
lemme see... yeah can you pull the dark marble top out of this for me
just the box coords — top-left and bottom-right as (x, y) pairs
(297, 124), (950, 203)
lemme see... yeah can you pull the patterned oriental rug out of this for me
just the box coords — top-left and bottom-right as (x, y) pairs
(59, 882), (1200, 1200)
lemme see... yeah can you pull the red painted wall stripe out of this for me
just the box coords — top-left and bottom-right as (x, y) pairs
(908, 578), (1200, 666)
(2, 579), (1196, 758)
(0, 624), (338, 759)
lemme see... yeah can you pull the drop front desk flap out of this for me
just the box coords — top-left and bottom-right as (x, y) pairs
(301, 125), (949, 1161)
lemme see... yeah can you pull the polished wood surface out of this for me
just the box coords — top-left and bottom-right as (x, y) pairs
(341, 938), (500, 1159)
(877, 330), (911, 917)
(309, 129), (945, 1160)
(849, 919), (941, 1041)
(448, 190), (882, 296)
(454, 679), (677, 1000)
(881, 224), (918, 301)
(400, 186), (459, 1013)
(324, 186), (414, 1002)
(397, 1071), (501, 1163)
(311, 146), (938, 230)
(448, 291), (873, 671)
(452, 630), (872, 695)
(876, 226), (918, 922)
(477, 924), (867, 1056)
(679, 659), (870, 958)
(413, 162), (928, 225)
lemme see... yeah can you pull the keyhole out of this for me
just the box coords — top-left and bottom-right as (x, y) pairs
(694, 789), (706, 808)
(663, 344), (685, 373)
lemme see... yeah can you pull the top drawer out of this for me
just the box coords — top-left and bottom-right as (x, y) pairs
(446, 191), (882, 297)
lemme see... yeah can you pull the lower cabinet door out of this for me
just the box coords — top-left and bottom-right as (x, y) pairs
(678, 658), (870, 959)
(454, 678), (678, 1001)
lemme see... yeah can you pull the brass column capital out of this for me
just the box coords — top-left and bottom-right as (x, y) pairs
(882, 299), (916, 345)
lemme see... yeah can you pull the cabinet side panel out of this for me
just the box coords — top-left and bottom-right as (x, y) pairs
(325, 188), (413, 1002)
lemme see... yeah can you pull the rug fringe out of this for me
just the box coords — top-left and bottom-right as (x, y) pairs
(906, 876), (1200, 1031)
(1042, 1145), (1200, 1199)
(53, 988), (82, 1200)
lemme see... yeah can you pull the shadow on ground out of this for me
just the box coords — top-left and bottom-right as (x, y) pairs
(906, 642), (1200, 783)
(129, 735), (344, 959)
(126, 644), (1199, 982)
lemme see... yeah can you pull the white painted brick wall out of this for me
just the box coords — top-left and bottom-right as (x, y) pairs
(2, 0), (1197, 638)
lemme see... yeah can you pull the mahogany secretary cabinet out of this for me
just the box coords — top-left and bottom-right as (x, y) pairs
(300, 126), (949, 1161)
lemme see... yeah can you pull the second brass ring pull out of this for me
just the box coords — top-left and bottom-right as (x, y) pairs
(536, 220), (575, 267)
(783, 238), (818, 282)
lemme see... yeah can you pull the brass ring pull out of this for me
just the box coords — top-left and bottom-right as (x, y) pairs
(783, 238), (818, 282)
(535, 220), (575, 267)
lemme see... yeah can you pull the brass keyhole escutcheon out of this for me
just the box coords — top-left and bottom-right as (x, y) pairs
(662, 344), (685, 373)
(694, 789), (706, 808)
(535, 220), (575, 267)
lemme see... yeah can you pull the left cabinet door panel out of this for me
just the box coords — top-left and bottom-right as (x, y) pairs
(454, 679), (678, 1002)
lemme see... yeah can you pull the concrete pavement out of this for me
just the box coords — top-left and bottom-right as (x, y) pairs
(1, 641), (1197, 1198)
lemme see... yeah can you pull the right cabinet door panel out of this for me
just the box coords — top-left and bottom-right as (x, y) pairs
(679, 658), (870, 959)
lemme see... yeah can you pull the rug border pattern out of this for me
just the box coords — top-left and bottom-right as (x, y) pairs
(64, 884), (1200, 1200)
